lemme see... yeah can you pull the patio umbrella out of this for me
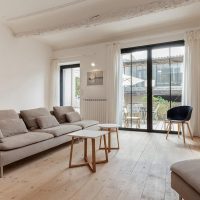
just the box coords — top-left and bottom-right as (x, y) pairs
(123, 74), (144, 86)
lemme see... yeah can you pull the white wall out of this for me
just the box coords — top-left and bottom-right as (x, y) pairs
(53, 32), (185, 102)
(55, 44), (108, 100)
(0, 24), (52, 111)
(120, 32), (184, 49)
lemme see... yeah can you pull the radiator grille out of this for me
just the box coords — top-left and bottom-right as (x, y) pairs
(81, 98), (107, 123)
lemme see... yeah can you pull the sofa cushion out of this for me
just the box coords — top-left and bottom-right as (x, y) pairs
(66, 112), (81, 123)
(20, 108), (51, 130)
(68, 120), (99, 128)
(0, 119), (28, 137)
(171, 159), (200, 194)
(53, 106), (75, 123)
(36, 116), (59, 129)
(35, 124), (82, 137)
(0, 129), (3, 143)
(0, 132), (53, 151)
(0, 109), (19, 120)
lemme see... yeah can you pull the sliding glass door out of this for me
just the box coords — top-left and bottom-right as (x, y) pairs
(152, 46), (184, 131)
(121, 41), (184, 132)
(122, 51), (147, 129)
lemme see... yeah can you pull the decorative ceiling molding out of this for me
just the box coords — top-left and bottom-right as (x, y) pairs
(14, 0), (200, 37)
(7, 0), (89, 21)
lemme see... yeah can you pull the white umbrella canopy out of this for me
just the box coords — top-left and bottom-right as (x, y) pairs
(123, 74), (144, 86)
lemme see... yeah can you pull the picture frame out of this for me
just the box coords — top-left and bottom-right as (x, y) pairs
(87, 70), (103, 86)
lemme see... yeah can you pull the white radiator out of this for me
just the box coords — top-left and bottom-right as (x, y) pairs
(81, 98), (107, 123)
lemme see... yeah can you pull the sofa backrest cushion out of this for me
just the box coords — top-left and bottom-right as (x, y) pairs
(36, 116), (60, 129)
(20, 108), (51, 130)
(66, 112), (81, 123)
(53, 106), (75, 123)
(0, 119), (28, 137)
(0, 109), (19, 121)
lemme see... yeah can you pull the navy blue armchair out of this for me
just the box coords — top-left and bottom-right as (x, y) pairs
(166, 106), (193, 143)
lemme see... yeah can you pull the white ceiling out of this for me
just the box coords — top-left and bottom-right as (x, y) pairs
(0, 0), (200, 50)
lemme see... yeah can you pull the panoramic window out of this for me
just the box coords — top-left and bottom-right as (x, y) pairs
(121, 41), (184, 132)
(60, 64), (80, 112)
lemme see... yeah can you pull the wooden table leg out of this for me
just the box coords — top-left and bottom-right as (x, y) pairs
(99, 127), (103, 149)
(84, 138), (87, 161)
(99, 127), (119, 152)
(116, 128), (120, 149)
(108, 128), (111, 153)
(99, 136), (102, 149)
(69, 137), (75, 168)
(103, 135), (108, 162)
(69, 135), (109, 172)
(91, 138), (96, 172)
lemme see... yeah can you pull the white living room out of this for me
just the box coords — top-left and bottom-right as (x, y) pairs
(0, 1), (200, 200)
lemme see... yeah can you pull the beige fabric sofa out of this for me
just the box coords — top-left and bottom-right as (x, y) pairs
(53, 106), (99, 128)
(0, 107), (99, 178)
(171, 159), (200, 200)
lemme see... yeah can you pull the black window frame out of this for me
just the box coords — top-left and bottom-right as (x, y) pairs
(60, 63), (80, 106)
(121, 40), (185, 133)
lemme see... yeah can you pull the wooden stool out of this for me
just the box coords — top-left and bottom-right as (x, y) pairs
(98, 124), (120, 153)
(68, 130), (109, 173)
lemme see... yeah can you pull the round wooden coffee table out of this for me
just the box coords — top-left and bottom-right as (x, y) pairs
(98, 124), (120, 153)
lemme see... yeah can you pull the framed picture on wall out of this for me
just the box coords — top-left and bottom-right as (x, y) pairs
(87, 70), (103, 85)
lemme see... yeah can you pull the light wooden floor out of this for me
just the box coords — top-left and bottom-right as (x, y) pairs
(1, 131), (200, 200)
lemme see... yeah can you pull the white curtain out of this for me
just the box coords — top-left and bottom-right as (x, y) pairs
(106, 43), (123, 124)
(183, 30), (200, 136)
(49, 60), (60, 109)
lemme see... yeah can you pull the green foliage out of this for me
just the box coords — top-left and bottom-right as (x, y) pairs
(153, 96), (179, 120)
(142, 96), (180, 120)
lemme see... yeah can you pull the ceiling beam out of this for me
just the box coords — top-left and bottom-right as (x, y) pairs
(11, 0), (200, 37)
(7, 0), (88, 21)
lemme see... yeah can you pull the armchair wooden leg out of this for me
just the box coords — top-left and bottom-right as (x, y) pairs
(182, 123), (186, 144)
(166, 122), (170, 131)
(186, 122), (193, 140)
(0, 166), (3, 178)
(166, 121), (171, 139)
(164, 121), (169, 131)
(178, 123), (180, 138)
